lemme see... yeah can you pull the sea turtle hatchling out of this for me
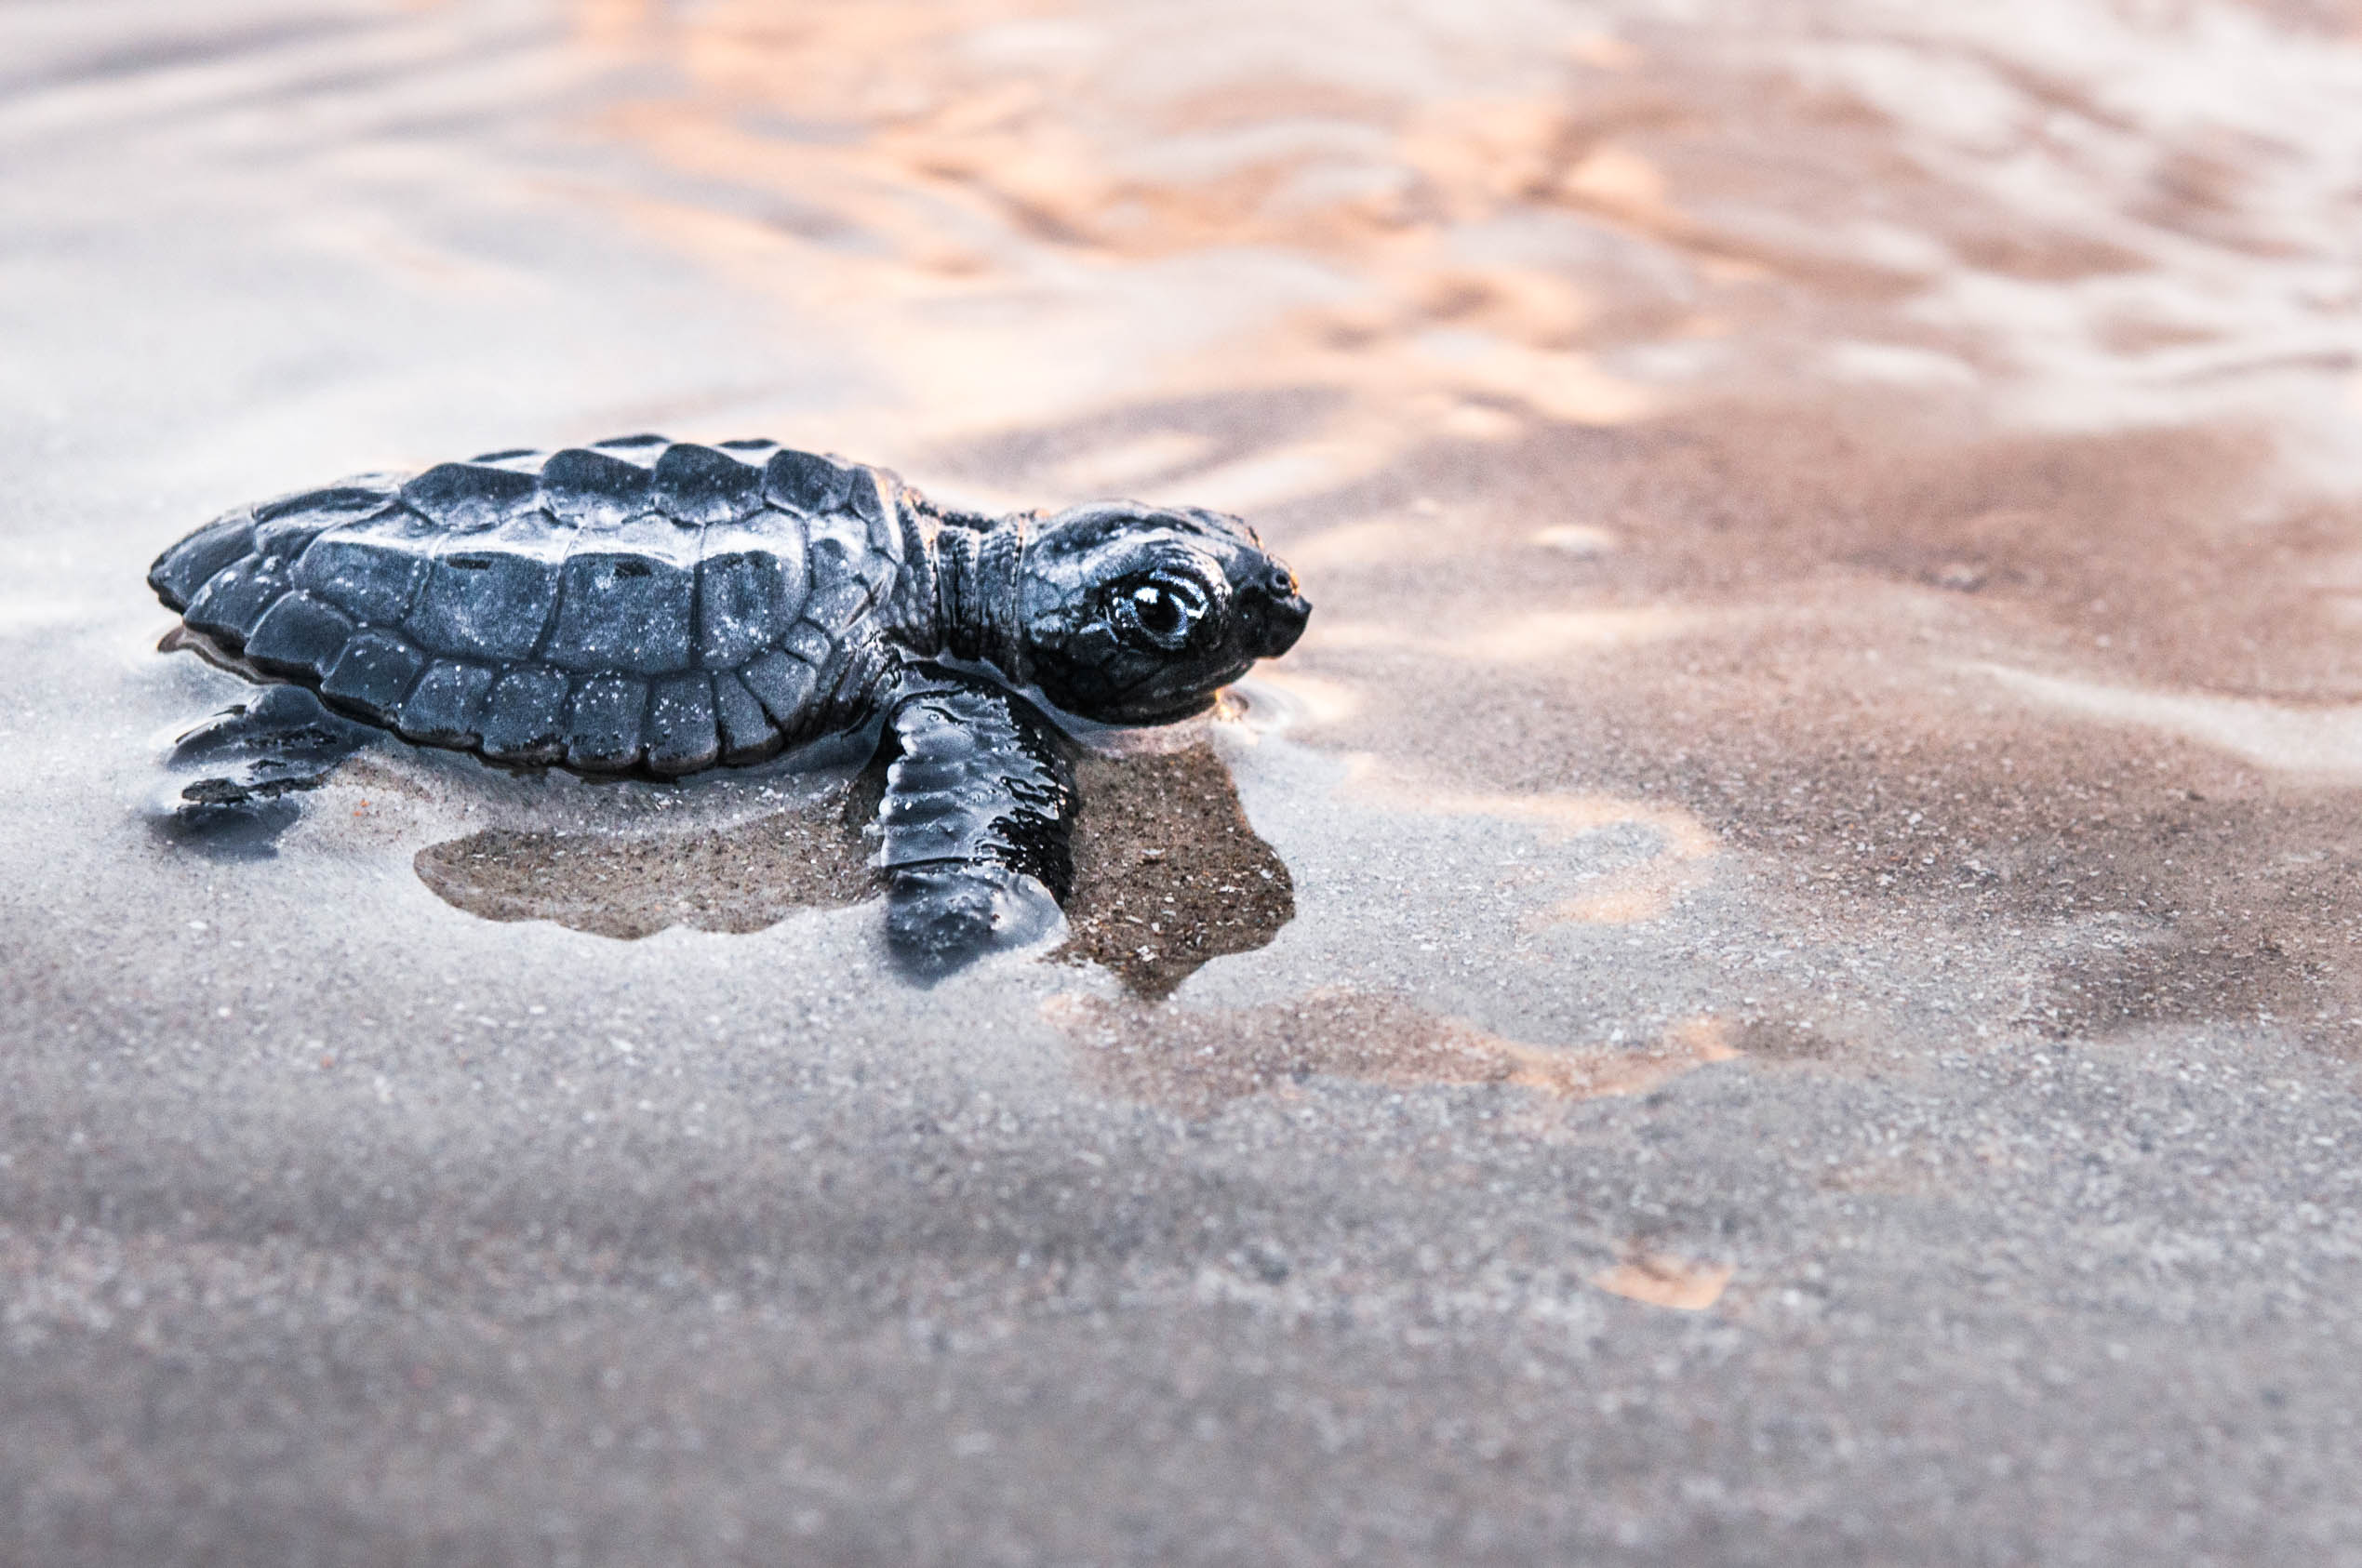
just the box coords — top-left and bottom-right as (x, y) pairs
(147, 434), (1310, 975)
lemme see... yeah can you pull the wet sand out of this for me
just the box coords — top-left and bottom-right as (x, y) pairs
(7, 1), (2362, 1562)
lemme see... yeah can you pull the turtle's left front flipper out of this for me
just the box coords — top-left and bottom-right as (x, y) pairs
(877, 669), (1078, 978)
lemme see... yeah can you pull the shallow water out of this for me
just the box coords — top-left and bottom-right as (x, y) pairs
(7, 1), (2362, 1562)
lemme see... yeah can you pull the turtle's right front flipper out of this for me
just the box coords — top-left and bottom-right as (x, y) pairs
(876, 670), (1077, 978)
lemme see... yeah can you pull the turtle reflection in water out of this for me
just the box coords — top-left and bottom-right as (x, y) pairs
(147, 435), (1310, 977)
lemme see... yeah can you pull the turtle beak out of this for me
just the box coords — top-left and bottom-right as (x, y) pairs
(1246, 560), (1310, 658)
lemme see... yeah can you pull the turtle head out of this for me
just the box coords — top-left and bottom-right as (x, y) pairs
(1016, 501), (1310, 724)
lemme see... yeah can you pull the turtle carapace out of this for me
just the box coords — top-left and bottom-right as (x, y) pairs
(146, 436), (1310, 976)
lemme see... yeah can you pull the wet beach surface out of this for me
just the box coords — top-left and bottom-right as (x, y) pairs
(7, 1), (2362, 1561)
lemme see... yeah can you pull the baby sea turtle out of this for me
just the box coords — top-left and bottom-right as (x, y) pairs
(148, 435), (1310, 975)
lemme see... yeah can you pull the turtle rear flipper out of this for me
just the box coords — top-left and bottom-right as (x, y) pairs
(151, 685), (378, 858)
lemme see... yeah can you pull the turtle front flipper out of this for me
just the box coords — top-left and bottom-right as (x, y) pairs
(876, 668), (1077, 978)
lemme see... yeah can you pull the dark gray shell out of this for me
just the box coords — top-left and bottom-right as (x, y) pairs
(150, 437), (910, 776)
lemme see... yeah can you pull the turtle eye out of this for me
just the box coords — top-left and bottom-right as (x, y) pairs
(1114, 576), (1208, 651)
(1132, 585), (1186, 638)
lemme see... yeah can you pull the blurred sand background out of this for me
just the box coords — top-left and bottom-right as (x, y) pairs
(7, 0), (2362, 1561)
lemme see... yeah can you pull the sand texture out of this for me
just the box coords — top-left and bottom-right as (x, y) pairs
(7, 1), (2362, 1563)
